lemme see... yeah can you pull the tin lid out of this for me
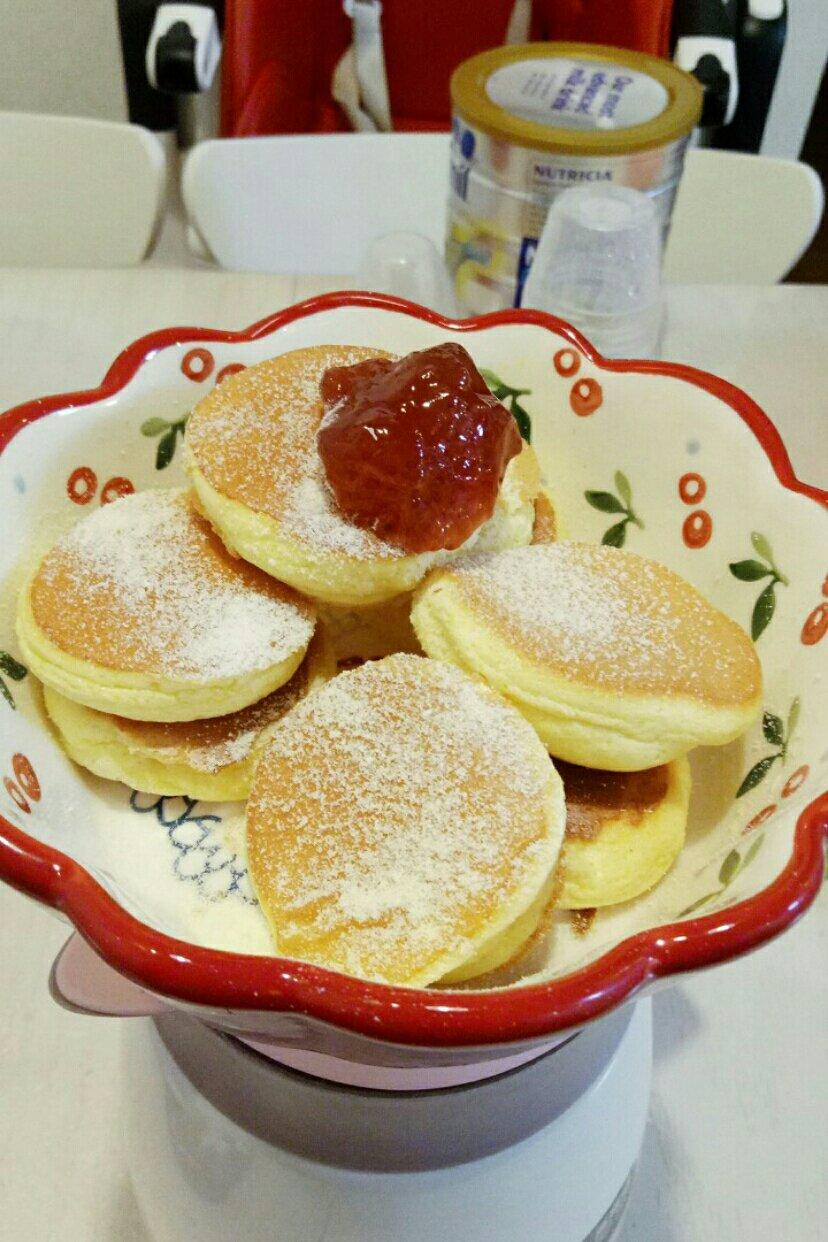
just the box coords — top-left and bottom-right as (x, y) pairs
(451, 43), (702, 155)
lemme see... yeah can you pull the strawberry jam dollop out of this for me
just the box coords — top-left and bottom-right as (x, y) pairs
(317, 343), (522, 553)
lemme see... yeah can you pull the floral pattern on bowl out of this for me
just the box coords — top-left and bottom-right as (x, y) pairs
(0, 291), (825, 1052)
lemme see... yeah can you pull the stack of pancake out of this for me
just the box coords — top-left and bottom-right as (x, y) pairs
(17, 487), (324, 801)
(411, 541), (761, 913)
(16, 345), (762, 987)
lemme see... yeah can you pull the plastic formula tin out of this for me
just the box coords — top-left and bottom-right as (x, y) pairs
(448, 43), (702, 314)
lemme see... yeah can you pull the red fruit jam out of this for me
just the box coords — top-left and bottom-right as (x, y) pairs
(317, 343), (522, 553)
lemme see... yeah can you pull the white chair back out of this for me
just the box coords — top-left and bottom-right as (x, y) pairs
(663, 148), (823, 284)
(182, 133), (823, 286)
(182, 132), (449, 273)
(0, 113), (166, 267)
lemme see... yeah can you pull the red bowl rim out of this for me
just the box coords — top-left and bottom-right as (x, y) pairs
(1, 290), (826, 1048)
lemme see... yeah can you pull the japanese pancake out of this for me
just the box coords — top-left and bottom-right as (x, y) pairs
(319, 593), (422, 668)
(556, 757), (691, 908)
(41, 631), (335, 801)
(246, 654), (565, 987)
(184, 346), (539, 608)
(411, 543), (762, 771)
(17, 489), (315, 722)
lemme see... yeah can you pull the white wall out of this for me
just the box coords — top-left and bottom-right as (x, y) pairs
(0, 0), (126, 120)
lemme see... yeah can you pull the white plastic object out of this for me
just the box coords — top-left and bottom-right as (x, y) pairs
(521, 184), (664, 359)
(0, 113), (166, 267)
(343, 0), (391, 131)
(663, 148), (824, 284)
(674, 36), (739, 126)
(749, 0), (784, 19)
(124, 1001), (652, 1242)
(182, 132), (450, 273)
(357, 232), (458, 316)
(146, 3), (222, 92)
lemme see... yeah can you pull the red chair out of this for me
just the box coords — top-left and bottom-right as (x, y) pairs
(529, 0), (671, 59)
(220, 0), (673, 138)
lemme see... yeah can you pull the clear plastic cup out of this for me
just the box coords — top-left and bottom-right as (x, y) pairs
(520, 185), (664, 358)
(357, 232), (458, 318)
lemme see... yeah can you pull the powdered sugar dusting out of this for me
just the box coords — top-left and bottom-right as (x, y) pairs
(186, 347), (415, 560)
(443, 543), (760, 702)
(32, 489), (314, 680)
(284, 470), (409, 559)
(247, 654), (557, 984)
(116, 659), (310, 772)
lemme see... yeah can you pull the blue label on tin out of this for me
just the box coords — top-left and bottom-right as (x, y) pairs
(515, 236), (538, 307)
(450, 122), (476, 201)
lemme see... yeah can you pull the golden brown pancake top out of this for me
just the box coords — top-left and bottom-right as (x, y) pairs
(247, 654), (555, 985)
(437, 542), (762, 706)
(558, 760), (670, 840)
(185, 346), (409, 562)
(29, 489), (314, 679)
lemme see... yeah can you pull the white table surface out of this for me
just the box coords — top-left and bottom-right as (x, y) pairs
(0, 273), (825, 1242)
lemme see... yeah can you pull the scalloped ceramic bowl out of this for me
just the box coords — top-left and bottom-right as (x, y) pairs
(0, 293), (825, 1063)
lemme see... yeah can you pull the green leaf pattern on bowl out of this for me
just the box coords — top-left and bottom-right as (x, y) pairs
(729, 532), (788, 640)
(0, 651), (27, 710)
(679, 833), (765, 918)
(141, 414), (190, 470)
(480, 368), (532, 444)
(584, 470), (644, 546)
(736, 697), (800, 798)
